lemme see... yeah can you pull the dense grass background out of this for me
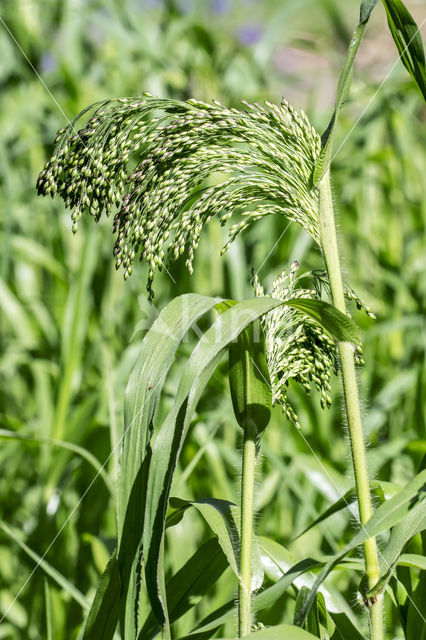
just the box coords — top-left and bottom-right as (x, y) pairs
(0, 1), (425, 638)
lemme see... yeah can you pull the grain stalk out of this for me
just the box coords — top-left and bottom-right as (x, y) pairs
(318, 170), (383, 640)
(239, 423), (257, 637)
(37, 91), (379, 640)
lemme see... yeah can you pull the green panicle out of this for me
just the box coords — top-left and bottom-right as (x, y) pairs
(37, 95), (321, 300)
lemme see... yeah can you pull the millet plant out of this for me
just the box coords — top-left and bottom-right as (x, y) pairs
(36, 1), (426, 639)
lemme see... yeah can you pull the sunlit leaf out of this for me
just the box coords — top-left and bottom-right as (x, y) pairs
(83, 551), (120, 640)
(382, 0), (426, 100)
(294, 469), (426, 625)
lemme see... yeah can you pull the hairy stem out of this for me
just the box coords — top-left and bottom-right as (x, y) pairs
(318, 171), (383, 640)
(239, 424), (257, 637)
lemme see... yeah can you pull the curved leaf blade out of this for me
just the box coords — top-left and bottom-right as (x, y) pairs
(139, 537), (228, 640)
(313, 2), (378, 184)
(294, 469), (426, 625)
(284, 298), (360, 344)
(367, 489), (426, 597)
(83, 551), (120, 640)
(168, 498), (241, 582)
(142, 297), (282, 632)
(117, 293), (221, 638)
(229, 321), (272, 435)
(292, 480), (402, 540)
(382, 0), (426, 100)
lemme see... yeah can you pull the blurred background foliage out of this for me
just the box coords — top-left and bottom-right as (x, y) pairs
(0, 0), (425, 638)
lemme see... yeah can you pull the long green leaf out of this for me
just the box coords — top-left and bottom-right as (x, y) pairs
(118, 293), (221, 538)
(0, 521), (89, 610)
(406, 568), (426, 640)
(168, 498), (241, 581)
(184, 558), (322, 639)
(44, 580), (54, 640)
(139, 537), (228, 640)
(382, 0), (426, 100)
(313, 1), (378, 184)
(169, 497), (263, 590)
(284, 298), (360, 344)
(294, 469), (426, 625)
(83, 551), (120, 640)
(142, 297), (282, 633)
(398, 554), (426, 571)
(117, 293), (221, 638)
(258, 537), (357, 625)
(294, 588), (333, 639)
(367, 485), (426, 597)
(292, 479), (402, 540)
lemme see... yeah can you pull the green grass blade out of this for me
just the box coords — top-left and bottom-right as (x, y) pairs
(258, 537), (353, 616)
(139, 537), (228, 640)
(118, 293), (221, 538)
(313, 2), (378, 184)
(169, 498), (241, 582)
(398, 554), (426, 571)
(406, 569), (426, 640)
(0, 278), (38, 348)
(367, 498), (426, 597)
(294, 468), (426, 625)
(53, 230), (99, 441)
(382, 0), (426, 100)
(0, 429), (113, 494)
(142, 297), (281, 632)
(292, 480), (402, 540)
(170, 497), (263, 591)
(360, 0), (380, 21)
(0, 521), (89, 610)
(44, 580), (54, 640)
(184, 558), (322, 638)
(117, 293), (221, 638)
(294, 588), (331, 639)
(83, 550), (120, 640)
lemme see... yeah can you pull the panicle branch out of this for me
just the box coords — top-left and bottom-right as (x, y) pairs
(37, 94), (321, 299)
(253, 262), (337, 427)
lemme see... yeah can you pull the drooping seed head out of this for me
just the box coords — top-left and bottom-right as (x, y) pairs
(253, 262), (337, 427)
(37, 94), (321, 299)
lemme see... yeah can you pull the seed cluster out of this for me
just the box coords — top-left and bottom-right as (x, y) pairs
(37, 94), (321, 299)
(253, 262), (338, 428)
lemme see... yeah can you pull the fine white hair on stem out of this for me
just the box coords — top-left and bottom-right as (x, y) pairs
(37, 94), (321, 299)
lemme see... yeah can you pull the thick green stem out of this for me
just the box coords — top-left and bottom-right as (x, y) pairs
(239, 424), (257, 638)
(318, 171), (383, 640)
